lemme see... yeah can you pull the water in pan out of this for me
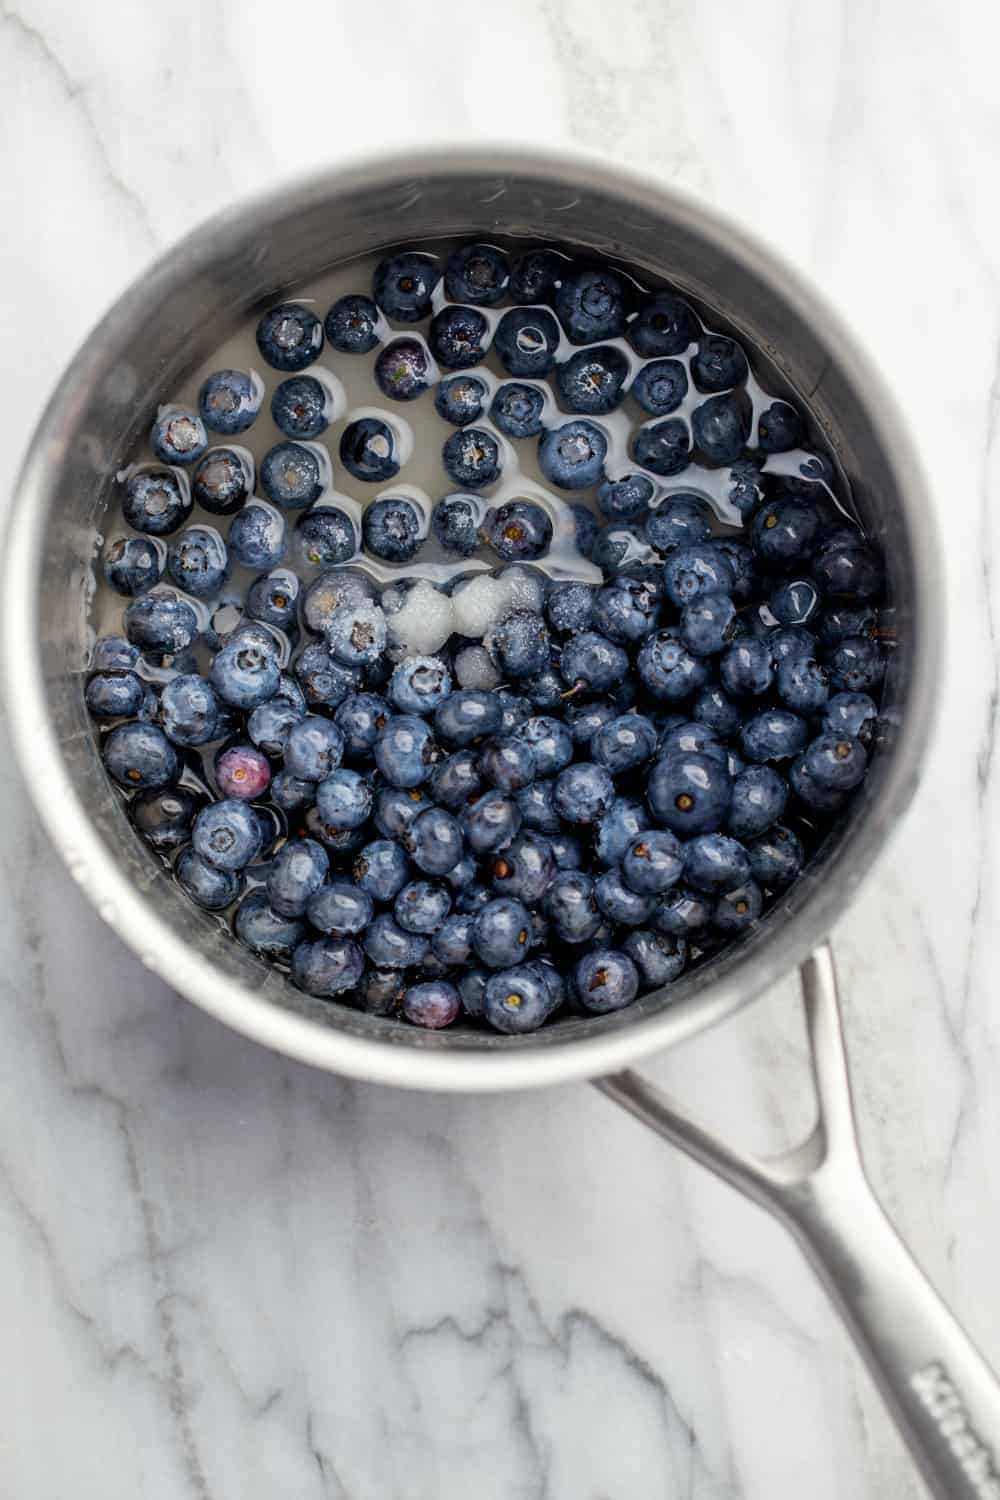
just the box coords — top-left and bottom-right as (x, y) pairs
(86, 238), (886, 1034)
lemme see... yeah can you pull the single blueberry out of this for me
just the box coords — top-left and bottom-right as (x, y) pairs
(294, 507), (358, 570)
(636, 630), (710, 700)
(630, 418), (691, 477)
(691, 334), (749, 393)
(621, 828), (684, 895)
(176, 846), (243, 911)
(488, 609), (551, 679)
(256, 302), (323, 371)
(228, 501), (287, 570)
(435, 374), (489, 427)
(546, 581), (595, 635)
(816, 604), (878, 650)
(291, 935), (365, 996)
(590, 523), (648, 577)
(592, 713), (658, 775)
(622, 929), (687, 989)
(483, 499), (553, 561)
(822, 692), (879, 746)
(719, 637), (774, 698)
(124, 591), (199, 654)
(644, 494), (713, 554)
(479, 736), (537, 794)
(361, 496), (424, 562)
(740, 709), (808, 763)
(192, 446), (254, 515)
(544, 871), (602, 945)
(594, 797), (648, 867)
(631, 358), (688, 417)
(375, 715), (437, 788)
(523, 665), (565, 709)
(394, 879), (452, 934)
(91, 636), (139, 673)
(198, 369), (261, 434)
(553, 762), (615, 825)
(269, 771), (315, 814)
(812, 534), (883, 602)
(404, 980), (461, 1029)
(167, 525), (229, 598)
(512, 716), (573, 778)
(375, 338), (432, 402)
(442, 426), (501, 488)
(538, 419), (607, 490)
(471, 897), (533, 969)
(353, 838), (411, 902)
(712, 881), (764, 933)
(692, 685), (741, 738)
(362, 968), (406, 1016)
(284, 717), (345, 782)
(692, 390), (752, 464)
(431, 494), (483, 556)
(595, 867), (656, 926)
(767, 625), (819, 664)
(444, 243), (509, 305)
(122, 468), (191, 535)
(103, 535), (163, 596)
(461, 790), (522, 854)
(372, 252), (439, 323)
(389, 655), (451, 715)
(160, 673), (221, 746)
(429, 305), (490, 369)
(662, 542), (736, 606)
(597, 473), (655, 524)
(627, 292), (698, 358)
(788, 754), (847, 813)
(560, 630), (629, 694)
(434, 690), (503, 747)
(260, 442), (325, 509)
(770, 578), (820, 627)
(325, 293), (381, 354)
(728, 764), (788, 840)
(684, 833), (751, 893)
(193, 798), (263, 871)
(85, 669), (146, 720)
(802, 732), (868, 791)
(826, 635), (886, 694)
(757, 401), (804, 453)
(751, 495), (821, 571)
(316, 768), (373, 829)
(431, 912), (475, 966)
(490, 382), (547, 440)
(747, 824), (804, 888)
(493, 306), (561, 377)
(555, 264), (629, 344)
(150, 407), (207, 466)
(306, 879), (373, 936)
(130, 786), (202, 853)
(340, 417), (400, 483)
(102, 721), (177, 791)
(266, 838), (329, 917)
(515, 780), (561, 835)
(404, 805), (464, 876)
(680, 591), (737, 657)
(646, 750), (732, 834)
(483, 964), (559, 1034)
(651, 886), (712, 938)
(776, 655), (830, 714)
(211, 640), (281, 710)
(271, 375), (332, 440)
(557, 345), (630, 415)
(572, 949), (639, 1013)
(508, 248), (563, 305)
(429, 749), (483, 810)
(490, 831), (556, 904)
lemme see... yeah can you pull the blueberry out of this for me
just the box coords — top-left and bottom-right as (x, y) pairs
(124, 591), (199, 654)
(228, 500), (287, 570)
(269, 772), (314, 814)
(571, 503), (601, 557)
(353, 838), (411, 902)
(511, 716), (573, 778)
(427, 912), (472, 967)
(262, 837), (329, 917)
(429, 305), (490, 369)
(260, 442), (325, 509)
(102, 535), (162, 598)
(594, 867), (654, 926)
(480, 501), (551, 564)
(497, 691), (532, 734)
(490, 307), (559, 380)
(441, 241), (508, 303)
(130, 785), (203, 852)
(315, 768), (373, 829)
(482, 963), (559, 1033)
(270, 375), (331, 440)
(789, 755), (847, 813)
(591, 713), (657, 775)
(403, 980), (460, 1029)
(299, 810), (367, 858)
(435, 374), (488, 427)
(193, 798), (263, 870)
(364, 910), (431, 969)
(290, 932), (366, 994)
(622, 929), (687, 989)
(429, 494), (481, 556)
(757, 401), (804, 453)
(593, 576), (663, 646)
(802, 732), (868, 791)
(596, 473), (653, 524)
(572, 949), (639, 1013)
(211, 640), (280, 710)
(644, 495), (712, 553)
(394, 879), (452, 934)
(490, 830), (555, 904)
(630, 419), (691, 478)
(294, 508), (358, 571)
(256, 302), (323, 371)
(826, 635), (886, 694)
(442, 427), (501, 488)
(362, 967), (406, 1015)
(434, 690), (502, 747)
(680, 591), (737, 657)
(489, 382), (546, 441)
(476, 736), (535, 794)
(340, 417), (400, 483)
(306, 880), (374, 937)
(541, 870), (599, 945)
(361, 497), (424, 564)
(198, 369), (262, 435)
(661, 542), (735, 606)
(647, 750), (731, 834)
(692, 685), (741, 738)
(374, 715), (436, 789)
(747, 824), (804, 887)
(546, 581), (595, 635)
(751, 495), (821, 570)
(556, 345), (629, 414)
(709, 878), (763, 935)
(592, 796), (646, 867)
(538, 419), (607, 490)
(683, 833), (750, 893)
(776, 655), (830, 714)
(461, 790), (522, 854)
(619, 831), (683, 898)
(325, 293), (381, 354)
(767, 625), (818, 664)
(91, 636), (140, 673)
(522, 664), (565, 709)
(691, 334), (749, 393)
(404, 805), (463, 875)
(822, 692), (879, 746)
(328, 696), (387, 765)
(321, 604), (384, 671)
(692, 390), (752, 464)
(150, 407), (206, 466)
(429, 749), (483, 810)
(515, 780), (560, 834)
(627, 292), (698, 358)
(812, 534), (883, 602)
(727, 764), (787, 840)
(508, 248), (563, 305)
(769, 578), (820, 627)
(560, 630), (628, 695)
(590, 523), (648, 577)
(657, 720), (725, 761)
(387, 658), (449, 718)
(472, 897), (533, 968)
(726, 457), (767, 520)
(374, 337), (432, 402)
(176, 846), (243, 911)
(85, 669), (145, 720)
(636, 630), (710, 700)
(719, 638), (774, 698)
(122, 468), (191, 535)
(651, 886), (712, 938)
(739, 709), (807, 764)
(816, 604), (878, 649)
(631, 358), (688, 417)
(166, 525), (228, 598)
(484, 609), (548, 680)
(556, 264), (628, 344)
(159, 673), (220, 746)
(552, 762), (613, 825)
(284, 717), (345, 782)
(372, 252), (439, 323)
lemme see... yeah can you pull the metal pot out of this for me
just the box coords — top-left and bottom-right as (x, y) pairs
(2, 149), (994, 1498)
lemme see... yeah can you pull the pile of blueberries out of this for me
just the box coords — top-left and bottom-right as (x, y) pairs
(87, 241), (889, 1034)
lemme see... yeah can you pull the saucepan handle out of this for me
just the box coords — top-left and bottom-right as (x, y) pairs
(596, 946), (1000, 1500)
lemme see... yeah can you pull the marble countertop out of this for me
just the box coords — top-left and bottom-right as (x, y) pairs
(1, 2), (998, 1496)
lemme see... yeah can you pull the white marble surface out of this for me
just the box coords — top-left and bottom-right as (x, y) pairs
(1, 1), (998, 1495)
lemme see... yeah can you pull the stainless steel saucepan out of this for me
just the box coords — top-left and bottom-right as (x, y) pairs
(2, 148), (995, 1499)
